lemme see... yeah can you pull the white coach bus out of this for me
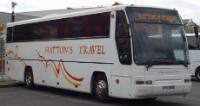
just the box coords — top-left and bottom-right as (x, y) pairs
(186, 31), (200, 81)
(5, 5), (191, 101)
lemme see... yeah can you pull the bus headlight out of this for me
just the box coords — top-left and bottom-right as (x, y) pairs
(184, 79), (190, 83)
(136, 80), (152, 85)
(136, 81), (144, 85)
(145, 80), (153, 85)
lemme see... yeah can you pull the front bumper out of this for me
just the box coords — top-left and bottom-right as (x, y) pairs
(133, 80), (191, 98)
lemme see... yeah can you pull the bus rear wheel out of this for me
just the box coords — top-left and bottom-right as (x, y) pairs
(24, 70), (34, 88)
(93, 75), (109, 102)
(195, 68), (200, 81)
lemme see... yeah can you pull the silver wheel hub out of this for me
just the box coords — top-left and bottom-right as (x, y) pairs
(26, 73), (32, 86)
(96, 80), (107, 96)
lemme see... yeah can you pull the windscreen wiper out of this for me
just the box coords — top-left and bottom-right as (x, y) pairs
(146, 58), (176, 70)
(146, 58), (188, 71)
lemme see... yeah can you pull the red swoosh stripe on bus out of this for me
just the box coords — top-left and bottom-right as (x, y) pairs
(36, 51), (84, 82)
(61, 61), (84, 82)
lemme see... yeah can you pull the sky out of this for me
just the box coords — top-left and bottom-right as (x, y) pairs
(0, 0), (200, 25)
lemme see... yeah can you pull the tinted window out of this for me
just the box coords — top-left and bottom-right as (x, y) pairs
(115, 11), (132, 65)
(6, 27), (13, 42)
(58, 12), (110, 38)
(187, 36), (199, 50)
(10, 12), (110, 42)
(13, 21), (58, 42)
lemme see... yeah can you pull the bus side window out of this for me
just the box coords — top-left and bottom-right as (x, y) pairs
(187, 36), (199, 50)
(7, 27), (13, 42)
(115, 11), (132, 65)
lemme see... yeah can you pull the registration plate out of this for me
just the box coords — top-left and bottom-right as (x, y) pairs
(162, 85), (175, 90)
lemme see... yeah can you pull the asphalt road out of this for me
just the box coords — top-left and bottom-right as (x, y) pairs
(0, 81), (200, 106)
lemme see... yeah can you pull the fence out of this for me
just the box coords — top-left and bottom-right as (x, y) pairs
(0, 38), (5, 75)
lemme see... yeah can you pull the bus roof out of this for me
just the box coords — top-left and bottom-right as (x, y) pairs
(7, 5), (177, 27)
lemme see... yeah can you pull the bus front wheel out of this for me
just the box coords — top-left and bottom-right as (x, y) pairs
(24, 69), (34, 89)
(195, 68), (200, 81)
(93, 74), (109, 102)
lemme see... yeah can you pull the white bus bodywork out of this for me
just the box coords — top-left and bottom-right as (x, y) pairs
(5, 5), (191, 100)
(186, 33), (200, 80)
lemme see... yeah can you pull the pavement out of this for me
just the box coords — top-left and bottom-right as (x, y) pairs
(0, 80), (19, 88)
(0, 82), (200, 106)
(0, 74), (19, 88)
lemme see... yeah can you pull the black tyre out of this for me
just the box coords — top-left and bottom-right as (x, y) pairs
(195, 68), (200, 81)
(24, 70), (34, 89)
(93, 74), (109, 102)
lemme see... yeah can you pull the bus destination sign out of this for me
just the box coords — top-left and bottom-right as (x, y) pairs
(137, 13), (178, 23)
(126, 7), (181, 24)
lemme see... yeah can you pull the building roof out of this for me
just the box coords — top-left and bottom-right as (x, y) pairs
(183, 19), (199, 26)
(18, 5), (176, 18)
(0, 12), (38, 23)
(9, 5), (178, 26)
(8, 5), (126, 26)
(182, 19), (190, 25)
(18, 8), (95, 17)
